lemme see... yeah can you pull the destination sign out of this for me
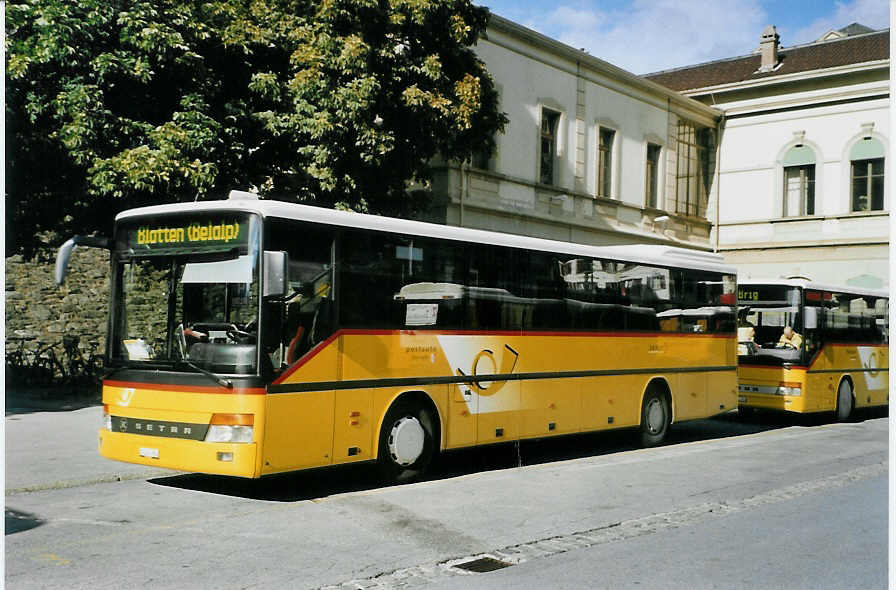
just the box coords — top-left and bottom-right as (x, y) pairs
(136, 222), (241, 245)
(120, 215), (254, 253)
(737, 285), (797, 304)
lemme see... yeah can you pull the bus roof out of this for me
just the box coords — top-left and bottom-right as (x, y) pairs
(738, 277), (888, 299)
(116, 196), (735, 274)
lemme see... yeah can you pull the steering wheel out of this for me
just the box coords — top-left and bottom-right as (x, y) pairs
(227, 325), (256, 344)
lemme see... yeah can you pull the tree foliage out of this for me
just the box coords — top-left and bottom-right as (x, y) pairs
(6, 0), (506, 257)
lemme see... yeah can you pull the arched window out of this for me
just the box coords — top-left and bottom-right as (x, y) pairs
(782, 145), (815, 216)
(849, 137), (885, 212)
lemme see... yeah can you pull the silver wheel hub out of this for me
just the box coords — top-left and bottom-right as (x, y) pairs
(388, 416), (425, 466)
(646, 399), (665, 434)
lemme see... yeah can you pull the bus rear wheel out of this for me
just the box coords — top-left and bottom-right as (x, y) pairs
(377, 400), (436, 484)
(835, 380), (853, 422)
(639, 386), (670, 447)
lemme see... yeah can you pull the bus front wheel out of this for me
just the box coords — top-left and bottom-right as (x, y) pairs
(639, 387), (670, 447)
(835, 380), (854, 422)
(376, 400), (436, 484)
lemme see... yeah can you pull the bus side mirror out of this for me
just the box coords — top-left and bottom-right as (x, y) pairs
(55, 235), (110, 286)
(804, 306), (818, 329)
(263, 251), (289, 299)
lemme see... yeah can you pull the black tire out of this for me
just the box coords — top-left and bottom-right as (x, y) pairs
(639, 386), (670, 447)
(835, 379), (853, 422)
(376, 399), (437, 484)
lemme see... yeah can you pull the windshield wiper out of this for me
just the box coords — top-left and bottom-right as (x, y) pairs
(178, 358), (234, 389)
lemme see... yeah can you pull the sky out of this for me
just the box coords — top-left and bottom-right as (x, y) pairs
(478, 0), (890, 74)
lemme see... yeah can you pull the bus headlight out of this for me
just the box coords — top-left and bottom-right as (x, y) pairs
(205, 425), (254, 443)
(103, 405), (112, 431)
(776, 386), (802, 396)
(205, 414), (255, 443)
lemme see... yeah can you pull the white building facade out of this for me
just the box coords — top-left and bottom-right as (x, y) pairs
(425, 16), (723, 251)
(647, 25), (889, 288)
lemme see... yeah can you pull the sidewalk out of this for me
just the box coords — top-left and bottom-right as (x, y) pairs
(5, 384), (169, 493)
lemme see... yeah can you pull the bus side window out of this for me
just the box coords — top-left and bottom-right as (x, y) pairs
(264, 220), (335, 370)
(467, 243), (520, 331)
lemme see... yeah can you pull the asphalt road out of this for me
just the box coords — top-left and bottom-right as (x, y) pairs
(5, 402), (888, 589)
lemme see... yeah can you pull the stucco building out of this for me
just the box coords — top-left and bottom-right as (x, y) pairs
(425, 15), (724, 251)
(646, 24), (889, 288)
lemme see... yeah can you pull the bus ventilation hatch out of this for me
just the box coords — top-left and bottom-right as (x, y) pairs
(452, 556), (513, 573)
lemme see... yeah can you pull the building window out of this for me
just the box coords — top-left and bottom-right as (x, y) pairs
(674, 121), (710, 217)
(597, 127), (615, 197)
(851, 159), (884, 211)
(645, 143), (661, 208)
(783, 165), (815, 215)
(781, 145), (816, 216)
(472, 143), (493, 171)
(849, 137), (885, 212)
(539, 109), (560, 185)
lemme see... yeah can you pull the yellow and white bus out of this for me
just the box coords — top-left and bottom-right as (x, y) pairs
(57, 191), (738, 482)
(737, 278), (888, 420)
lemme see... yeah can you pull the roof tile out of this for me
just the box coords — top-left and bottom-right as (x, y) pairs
(645, 30), (889, 92)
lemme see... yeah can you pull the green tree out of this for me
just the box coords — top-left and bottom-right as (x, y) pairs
(6, 0), (506, 257)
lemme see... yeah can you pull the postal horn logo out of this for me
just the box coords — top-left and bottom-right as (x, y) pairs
(457, 344), (519, 396)
(863, 350), (879, 378)
(119, 388), (136, 407)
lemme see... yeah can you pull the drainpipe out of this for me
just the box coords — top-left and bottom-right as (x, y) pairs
(714, 115), (724, 253)
(460, 160), (468, 227)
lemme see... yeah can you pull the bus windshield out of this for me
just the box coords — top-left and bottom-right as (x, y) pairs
(737, 284), (802, 364)
(111, 214), (261, 375)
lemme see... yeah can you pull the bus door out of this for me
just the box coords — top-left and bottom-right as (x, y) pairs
(261, 221), (338, 473)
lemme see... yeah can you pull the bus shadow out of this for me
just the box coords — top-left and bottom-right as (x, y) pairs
(848, 405), (889, 422)
(149, 464), (385, 501)
(731, 405), (888, 428)
(148, 410), (797, 502)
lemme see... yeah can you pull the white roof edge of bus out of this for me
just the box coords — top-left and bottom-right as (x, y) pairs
(115, 199), (735, 274)
(738, 277), (888, 299)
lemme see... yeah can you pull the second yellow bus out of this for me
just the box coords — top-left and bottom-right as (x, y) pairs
(737, 278), (888, 420)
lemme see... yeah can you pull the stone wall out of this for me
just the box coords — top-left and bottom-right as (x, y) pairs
(6, 247), (110, 360)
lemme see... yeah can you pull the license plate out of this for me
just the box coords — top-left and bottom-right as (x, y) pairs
(139, 447), (160, 459)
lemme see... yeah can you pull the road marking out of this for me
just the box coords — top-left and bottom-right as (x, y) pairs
(38, 553), (72, 566)
(318, 460), (886, 590)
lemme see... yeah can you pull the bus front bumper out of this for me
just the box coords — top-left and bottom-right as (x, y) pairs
(98, 429), (259, 478)
(738, 393), (809, 413)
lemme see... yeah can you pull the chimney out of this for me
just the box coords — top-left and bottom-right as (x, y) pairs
(758, 25), (780, 72)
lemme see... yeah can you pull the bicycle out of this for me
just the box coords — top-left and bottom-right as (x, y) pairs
(81, 341), (104, 384)
(62, 335), (103, 386)
(28, 342), (66, 387)
(5, 336), (34, 385)
(63, 335), (86, 384)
